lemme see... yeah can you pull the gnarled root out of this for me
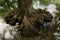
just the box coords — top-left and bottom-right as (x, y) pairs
(5, 9), (53, 37)
(5, 9), (24, 26)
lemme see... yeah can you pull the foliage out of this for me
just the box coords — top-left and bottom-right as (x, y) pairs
(0, 0), (17, 11)
(0, 0), (60, 11)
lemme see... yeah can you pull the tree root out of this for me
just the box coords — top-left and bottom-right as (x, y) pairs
(5, 8), (53, 37)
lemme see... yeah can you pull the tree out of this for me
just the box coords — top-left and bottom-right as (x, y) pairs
(5, 0), (53, 37)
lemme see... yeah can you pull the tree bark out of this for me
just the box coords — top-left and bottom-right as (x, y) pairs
(18, 0), (34, 17)
(5, 0), (53, 37)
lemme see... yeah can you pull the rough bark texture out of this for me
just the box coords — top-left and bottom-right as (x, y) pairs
(5, 0), (53, 37)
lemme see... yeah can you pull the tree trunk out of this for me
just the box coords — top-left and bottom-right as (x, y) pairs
(18, 0), (34, 17)
(5, 0), (53, 38)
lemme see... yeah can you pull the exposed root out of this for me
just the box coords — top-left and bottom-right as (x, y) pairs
(5, 8), (53, 37)
(5, 9), (24, 26)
